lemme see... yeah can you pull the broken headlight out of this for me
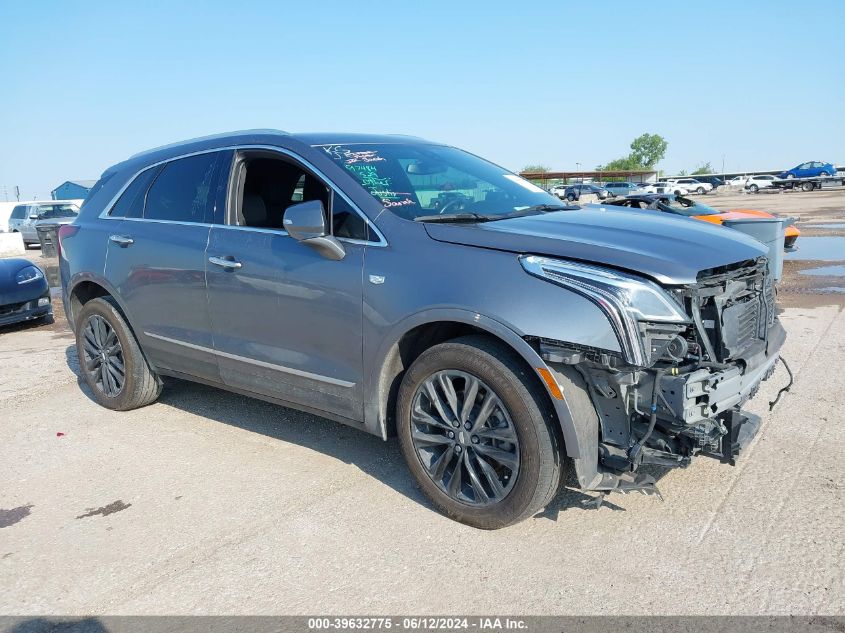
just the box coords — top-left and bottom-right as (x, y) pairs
(520, 255), (690, 366)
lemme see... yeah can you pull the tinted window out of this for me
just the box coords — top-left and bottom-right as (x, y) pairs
(11, 205), (27, 219)
(110, 166), (160, 218)
(36, 204), (78, 219)
(332, 194), (368, 240)
(145, 153), (219, 223)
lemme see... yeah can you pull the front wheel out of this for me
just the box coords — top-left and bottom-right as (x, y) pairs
(786, 174), (795, 179)
(75, 297), (162, 411)
(820, 171), (829, 177)
(566, 193), (577, 202)
(396, 336), (563, 529)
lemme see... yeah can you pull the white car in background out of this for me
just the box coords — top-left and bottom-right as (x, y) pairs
(726, 175), (749, 187)
(671, 178), (713, 194)
(744, 175), (777, 193)
(640, 181), (689, 195)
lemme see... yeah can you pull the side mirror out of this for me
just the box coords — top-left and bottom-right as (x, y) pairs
(283, 200), (345, 261)
(29, 213), (39, 220)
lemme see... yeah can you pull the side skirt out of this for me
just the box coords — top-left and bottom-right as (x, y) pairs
(157, 368), (371, 435)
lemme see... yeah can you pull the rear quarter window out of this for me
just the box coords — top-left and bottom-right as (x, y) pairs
(143, 153), (220, 223)
(109, 166), (160, 218)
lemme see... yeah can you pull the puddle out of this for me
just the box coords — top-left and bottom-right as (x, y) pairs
(800, 265), (845, 277)
(785, 237), (845, 261)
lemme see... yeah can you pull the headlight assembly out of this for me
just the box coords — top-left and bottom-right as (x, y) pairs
(15, 265), (44, 285)
(520, 255), (690, 366)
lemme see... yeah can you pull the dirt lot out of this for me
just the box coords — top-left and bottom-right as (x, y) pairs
(1, 192), (844, 615)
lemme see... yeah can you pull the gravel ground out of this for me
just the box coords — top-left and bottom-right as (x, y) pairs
(1, 191), (843, 615)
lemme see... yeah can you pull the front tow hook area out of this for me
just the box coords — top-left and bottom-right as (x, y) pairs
(703, 409), (762, 466)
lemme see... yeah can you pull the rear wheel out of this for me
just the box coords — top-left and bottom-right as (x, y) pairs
(75, 297), (162, 411)
(802, 181), (815, 192)
(397, 336), (563, 529)
(566, 193), (577, 202)
(749, 184), (759, 193)
(696, 187), (705, 194)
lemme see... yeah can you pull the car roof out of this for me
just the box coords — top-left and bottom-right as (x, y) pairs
(110, 129), (441, 177)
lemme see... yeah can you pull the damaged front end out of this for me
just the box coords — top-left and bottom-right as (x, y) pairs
(522, 256), (785, 497)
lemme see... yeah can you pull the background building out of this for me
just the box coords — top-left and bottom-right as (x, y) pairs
(51, 179), (97, 200)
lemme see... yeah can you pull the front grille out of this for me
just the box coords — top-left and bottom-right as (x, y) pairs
(0, 301), (26, 316)
(696, 259), (774, 361)
(721, 297), (760, 358)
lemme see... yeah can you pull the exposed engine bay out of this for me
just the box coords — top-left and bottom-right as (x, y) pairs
(534, 257), (786, 496)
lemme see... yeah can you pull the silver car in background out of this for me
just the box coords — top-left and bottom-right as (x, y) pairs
(9, 202), (79, 247)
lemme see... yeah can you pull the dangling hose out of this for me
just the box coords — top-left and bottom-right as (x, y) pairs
(769, 357), (793, 411)
(629, 368), (666, 467)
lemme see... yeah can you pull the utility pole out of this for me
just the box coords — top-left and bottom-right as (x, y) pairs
(14, 185), (20, 201)
(721, 155), (725, 174)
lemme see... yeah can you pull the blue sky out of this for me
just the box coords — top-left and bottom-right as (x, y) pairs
(1, 0), (843, 199)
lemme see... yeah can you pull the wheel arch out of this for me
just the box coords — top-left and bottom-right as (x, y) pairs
(67, 275), (136, 336)
(367, 309), (586, 461)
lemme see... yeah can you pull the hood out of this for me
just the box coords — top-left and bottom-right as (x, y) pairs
(34, 217), (76, 227)
(0, 258), (37, 281)
(424, 207), (768, 285)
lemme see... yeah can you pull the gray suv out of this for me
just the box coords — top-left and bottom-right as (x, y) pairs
(60, 130), (785, 528)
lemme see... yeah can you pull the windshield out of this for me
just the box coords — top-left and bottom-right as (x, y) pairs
(37, 204), (79, 219)
(654, 196), (720, 217)
(316, 143), (558, 220)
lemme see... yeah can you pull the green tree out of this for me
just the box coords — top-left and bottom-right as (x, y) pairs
(522, 164), (550, 174)
(692, 162), (714, 175)
(629, 133), (668, 169)
(597, 133), (668, 172)
(677, 169), (689, 176)
(599, 156), (640, 171)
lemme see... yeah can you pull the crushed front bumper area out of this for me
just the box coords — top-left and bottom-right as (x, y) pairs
(544, 319), (785, 495)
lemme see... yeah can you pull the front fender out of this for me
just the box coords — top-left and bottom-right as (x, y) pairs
(364, 307), (590, 464)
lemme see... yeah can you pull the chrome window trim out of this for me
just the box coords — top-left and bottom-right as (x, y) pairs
(144, 332), (356, 388)
(98, 144), (387, 247)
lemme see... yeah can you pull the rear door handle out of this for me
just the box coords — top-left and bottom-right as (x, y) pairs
(208, 256), (242, 270)
(109, 234), (134, 247)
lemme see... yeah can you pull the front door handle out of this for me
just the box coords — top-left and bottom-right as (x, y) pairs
(109, 234), (134, 247)
(208, 255), (242, 270)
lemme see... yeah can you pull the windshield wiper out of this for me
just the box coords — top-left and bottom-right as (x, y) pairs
(414, 213), (497, 223)
(516, 203), (576, 213)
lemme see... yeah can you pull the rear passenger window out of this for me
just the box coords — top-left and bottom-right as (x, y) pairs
(144, 153), (219, 223)
(109, 166), (159, 218)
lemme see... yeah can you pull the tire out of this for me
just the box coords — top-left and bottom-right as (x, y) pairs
(75, 297), (162, 411)
(749, 184), (759, 193)
(786, 174), (795, 179)
(696, 187), (705, 194)
(566, 194), (577, 202)
(820, 171), (829, 177)
(802, 181), (815, 192)
(396, 335), (563, 529)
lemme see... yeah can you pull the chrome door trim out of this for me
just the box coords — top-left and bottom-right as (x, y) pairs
(98, 144), (388, 247)
(144, 332), (356, 388)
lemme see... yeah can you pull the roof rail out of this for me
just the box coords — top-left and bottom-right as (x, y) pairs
(128, 129), (289, 159)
